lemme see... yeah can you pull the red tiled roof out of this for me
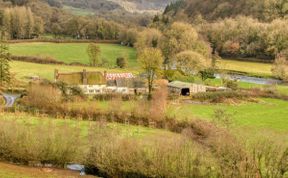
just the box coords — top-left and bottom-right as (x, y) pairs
(106, 73), (134, 80)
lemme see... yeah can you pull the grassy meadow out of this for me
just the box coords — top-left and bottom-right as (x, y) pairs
(1, 112), (174, 139)
(217, 59), (273, 77)
(10, 42), (137, 67)
(10, 61), (139, 81)
(65, 98), (288, 132)
(167, 98), (288, 131)
(9, 42), (274, 77)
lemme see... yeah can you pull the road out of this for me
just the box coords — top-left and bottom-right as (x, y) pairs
(3, 93), (20, 107)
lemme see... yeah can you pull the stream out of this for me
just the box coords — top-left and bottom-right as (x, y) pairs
(214, 74), (282, 85)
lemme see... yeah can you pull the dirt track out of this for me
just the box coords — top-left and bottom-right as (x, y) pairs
(0, 162), (96, 178)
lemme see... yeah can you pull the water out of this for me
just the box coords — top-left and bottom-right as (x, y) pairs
(214, 74), (282, 85)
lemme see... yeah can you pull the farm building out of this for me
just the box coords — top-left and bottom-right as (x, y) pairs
(168, 81), (207, 96)
(54, 69), (146, 95)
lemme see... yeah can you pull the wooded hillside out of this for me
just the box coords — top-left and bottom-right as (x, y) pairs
(165, 0), (288, 21)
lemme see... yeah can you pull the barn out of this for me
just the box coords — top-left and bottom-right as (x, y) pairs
(168, 81), (207, 96)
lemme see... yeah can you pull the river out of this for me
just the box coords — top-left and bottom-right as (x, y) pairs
(214, 74), (282, 85)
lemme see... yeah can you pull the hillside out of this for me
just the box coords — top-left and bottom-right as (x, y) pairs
(61, 0), (175, 14)
(164, 0), (288, 21)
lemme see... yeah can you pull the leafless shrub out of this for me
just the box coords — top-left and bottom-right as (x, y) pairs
(22, 83), (62, 111)
(213, 109), (234, 128)
(149, 82), (168, 121)
(86, 126), (218, 177)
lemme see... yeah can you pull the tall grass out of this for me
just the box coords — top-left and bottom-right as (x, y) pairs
(0, 113), (287, 177)
(0, 119), (82, 167)
(86, 127), (218, 177)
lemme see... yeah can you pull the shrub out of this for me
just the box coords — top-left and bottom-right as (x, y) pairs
(116, 57), (128, 68)
(213, 109), (234, 128)
(150, 82), (168, 121)
(22, 83), (62, 111)
(192, 91), (248, 103)
(12, 55), (64, 65)
(69, 86), (85, 98)
(93, 94), (135, 101)
(224, 80), (238, 90)
(164, 70), (194, 82)
(199, 68), (215, 81)
(272, 51), (288, 81)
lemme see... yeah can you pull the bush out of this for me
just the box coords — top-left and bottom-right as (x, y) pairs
(93, 94), (135, 101)
(224, 80), (238, 90)
(200, 68), (215, 81)
(69, 86), (85, 98)
(116, 57), (128, 68)
(12, 55), (64, 65)
(150, 82), (168, 121)
(22, 83), (62, 111)
(192, 91), (248, 103)
(164, 70), (194, 82)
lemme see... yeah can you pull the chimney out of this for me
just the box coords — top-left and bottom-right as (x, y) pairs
(54, 69), (59, 82)
(83, 69), (87, 85)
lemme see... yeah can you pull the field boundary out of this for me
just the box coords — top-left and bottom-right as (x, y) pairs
(222, 57), (274, 63)
(8, 39), (120, 44)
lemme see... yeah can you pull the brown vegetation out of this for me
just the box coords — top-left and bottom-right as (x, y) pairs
(12, 55), (64, 65)
(0, 119), (82, 167)
(22, 83), (62, 112)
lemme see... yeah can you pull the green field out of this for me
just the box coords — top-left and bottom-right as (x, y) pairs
(217, 59), (273, 76)
(167, 98), (288, 132)
(9, 42), (275, 77)
(10, 42), (137, 67)
(1, 112), (175, 139)
(67, 98), (288, 132)
(11, 61), (138, 81)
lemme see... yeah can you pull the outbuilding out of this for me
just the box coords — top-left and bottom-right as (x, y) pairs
(168, 81), (207, 96)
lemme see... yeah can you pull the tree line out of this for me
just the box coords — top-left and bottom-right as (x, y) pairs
(164, 0), (288, 22)
(159, 0), (288, 80)
(1, 7), (44, 39)
(0, 0), (123, 40)
(203, 16), (288, 60)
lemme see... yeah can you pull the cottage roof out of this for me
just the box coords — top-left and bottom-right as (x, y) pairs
(106, 73), (134, 80)
(168, 81), (195, 89)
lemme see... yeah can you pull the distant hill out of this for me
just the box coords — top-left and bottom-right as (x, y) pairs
(164, 0), (288, 21)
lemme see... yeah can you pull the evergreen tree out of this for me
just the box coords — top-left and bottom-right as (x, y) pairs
(0, 32), (11, 86)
